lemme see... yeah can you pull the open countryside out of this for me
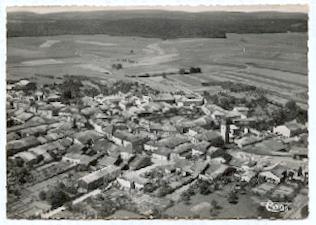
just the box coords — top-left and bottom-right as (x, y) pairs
(7, 32), (308, 109)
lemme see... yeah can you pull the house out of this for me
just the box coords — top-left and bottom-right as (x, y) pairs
(15, 112), (33, 123)
(143, 140), (159, 152)
(232, 106), (249, 119)
(192, 141), (210, 156)
(7, 136), (40, 156)
(47, 93), (61, 102)
(187, 127), (206, 137)
(238, 170), (257, 183)
(58, 107), (73, 121)
(29, 146), (53, 163)
(149, 123), (178, 137)
(194, 130), (223, 146)
(271, 185), (296, 201)
(234, 136), (261, 148)
(62, 152), (104, 170)
(156, 135), (189, 149)
(170, 143), (193, 160)
(273, 121), (307, 138)
(152, 147), (172, 161)
(208, 148), (232, 163)
(13, 99), (30, 110)
(20, 125), (48, 138)
(229, 124), (241, 138)
(93, 139), (115, 153)
(81, 107), (99, 117)
(199, 160), (233, 180)
(37, 105), (55, 119)
(205, 146), (220, 160)
(78, 165), (121, 191)
(116, 172), (149, 191)
(252, 183), (276, 196)
(176, 95), (204, 107)
(189, 160), (209, 177)
(259, 171), (281, 184)
(128, 155), (151, 170)
(11, 151), (39, 166)
(290, 146), (308, 160)
(172, 159), (194, 176)
(81, 96), (95, 106)
(111, 130), (148, 152)
(7, 132), (20, 142)
(73, 130), (103, 146)
(152, 93), (175, 104)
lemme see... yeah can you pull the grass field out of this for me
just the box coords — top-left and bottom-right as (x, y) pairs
(7, 32), (307, 106)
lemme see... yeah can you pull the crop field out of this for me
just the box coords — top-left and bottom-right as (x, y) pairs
(7, 32), (307, 106)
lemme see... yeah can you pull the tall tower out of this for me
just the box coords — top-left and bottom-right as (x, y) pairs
(221, 119), (230, 143)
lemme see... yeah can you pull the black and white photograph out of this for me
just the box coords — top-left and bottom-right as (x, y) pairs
(5, 4), (310, 220)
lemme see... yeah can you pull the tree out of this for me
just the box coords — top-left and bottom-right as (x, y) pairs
(144, 183), (157, 193)
(24, 82), (37, 95)
(298, 166), (303, 176)
(46, 188), (70, 209)
(39, 190), (47, 200)
(227, 191), (238, 204)
(157, 182), (173, 197)
(301, 205), (309, 218)
(60, 78), (82, 101)
(285, 100), (297, 111)
(180, 191), (191, 205)
(112, 63), (123, 70)
(179, 68), (185, 74)
(199, 180), (213, 195)
(210, 200), (222, 217)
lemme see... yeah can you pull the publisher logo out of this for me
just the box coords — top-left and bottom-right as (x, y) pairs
(262, 200), (290, 213)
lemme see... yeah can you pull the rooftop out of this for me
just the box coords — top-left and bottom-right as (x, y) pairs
(79, 165), (120, 184)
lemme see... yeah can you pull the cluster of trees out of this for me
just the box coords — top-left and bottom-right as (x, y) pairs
(100, 80), (159, 96)
(204, 90), (307, 128)
(202, 81), (258, 93)
(277, 100), (307, 125)
(112, 63), (123, 70)
(204, 92), (249, 110)
(8, 11), (307, 38)
(156, 181), (173, 197)
(59, 77), (83, 102)
(251, 99), (307, 130)
(58, 77), (160, 102)
(39, 184), (70, 209)
(198, 180), (216, 195)
(179, 67), (202, 74)
(7, 165), (33, 198)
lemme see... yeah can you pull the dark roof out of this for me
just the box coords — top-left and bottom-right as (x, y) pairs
(73, 130), (102, 145)
(174, 143), (193, 154)
(93, 139), (113, 152)
(113, 130), (146, 143)
(193, 141), (211, 153)
(153, 147), (172, 156)
(157, 135), (189, 148)
(196, 130), (221, 142)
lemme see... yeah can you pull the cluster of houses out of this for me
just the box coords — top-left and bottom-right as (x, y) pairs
(6, 78), (308, 218)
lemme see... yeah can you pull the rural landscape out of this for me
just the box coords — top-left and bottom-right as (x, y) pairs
(6, 7), (308, 219)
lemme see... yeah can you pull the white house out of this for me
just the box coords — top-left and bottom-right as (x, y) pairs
(273, 121), (307, 138)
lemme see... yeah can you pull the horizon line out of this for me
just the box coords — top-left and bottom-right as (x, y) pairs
(7, 5), (308, 14)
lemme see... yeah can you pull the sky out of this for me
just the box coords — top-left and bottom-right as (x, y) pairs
(7, 5), (308, 14)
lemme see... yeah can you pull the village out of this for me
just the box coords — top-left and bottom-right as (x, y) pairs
(6, 76), (308, 219)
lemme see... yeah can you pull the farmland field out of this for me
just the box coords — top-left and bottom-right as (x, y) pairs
(7, 32), (307, 107)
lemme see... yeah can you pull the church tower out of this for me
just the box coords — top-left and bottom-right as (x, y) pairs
(221, 119), (230, 143)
